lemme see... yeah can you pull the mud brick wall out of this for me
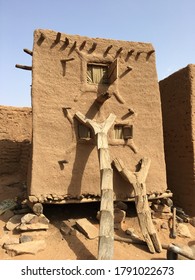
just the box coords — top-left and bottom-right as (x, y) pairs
(29, 29), (167, 202)
(159, 64), (195, 216)
(0, 106), (32, 181)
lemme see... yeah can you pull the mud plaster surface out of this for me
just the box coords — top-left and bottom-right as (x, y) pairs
(160, 64), (195, 216)
(29, 29), (167, 201)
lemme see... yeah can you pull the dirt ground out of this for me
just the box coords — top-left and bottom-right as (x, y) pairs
(0, 182), (195, 260)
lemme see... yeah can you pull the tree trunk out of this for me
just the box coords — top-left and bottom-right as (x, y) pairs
(75, 112), (116, 259)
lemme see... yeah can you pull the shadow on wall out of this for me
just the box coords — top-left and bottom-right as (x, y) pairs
(67, 143), (96, 196)
(0, 139), (31, 184)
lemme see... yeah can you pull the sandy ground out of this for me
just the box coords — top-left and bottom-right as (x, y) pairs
(0, 182), (195, 260)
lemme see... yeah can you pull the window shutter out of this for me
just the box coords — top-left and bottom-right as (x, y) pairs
(123, 125), (133, 140)
(114, 125), (123, 139)
(108, 59), (118, 84)
(87, 64), (108, 84)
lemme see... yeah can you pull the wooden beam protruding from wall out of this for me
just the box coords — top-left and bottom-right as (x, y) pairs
(60, 58), (75, 63)
(137, 50), (145, 55)
(79, 40), (87, 50)
(104, 45), (113, 56)
(15, 64), (32, 71)
(60, 58), (75, 76)
(128, 49), (135, 55)
(37, 33), (46, 46)
(89, 42), (97, 52)
(62, 107), (73, 125)
(40, 33), (46, 41)
(119, 66), (133, 79)
(23, 48), (33, 56)
(128, 108), (135, 114)
(146, 50), (155, 61)
(117, 47), (123, 54)
(55, 32), (61, 43)
(72, 41), (77, 49)
(64, 37), (69, 46)
(148, 50), (155, 55)
(127, 66), (133, 71)
(125, 49), (135, 61)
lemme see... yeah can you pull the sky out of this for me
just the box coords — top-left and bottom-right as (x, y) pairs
(0, 0), (195, 107)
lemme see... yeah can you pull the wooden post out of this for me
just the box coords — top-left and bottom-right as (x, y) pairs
(170, 207), (177, 239)
(15, 64), (32, 71)
(75, 112), (116, 260)
(89, 42), (97, 52)
(23, 48), (33, 56)
(55, 32), (61, 43)
(113, 157), (162, 253)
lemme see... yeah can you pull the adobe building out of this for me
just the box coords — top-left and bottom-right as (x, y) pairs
(0, 106), (32, 185)
(159, 64), (195, 216)
(28, 29), (168, 205)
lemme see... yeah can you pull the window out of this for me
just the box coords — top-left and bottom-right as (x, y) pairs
(78, 123), (92, 139)
(87, 64), (108, 84)
(87, 59), (118, 85)
(114, 125), (133, 140)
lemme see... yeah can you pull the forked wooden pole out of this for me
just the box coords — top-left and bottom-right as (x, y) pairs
(113, 157), (162, 253)
(75, 112), (116, 259)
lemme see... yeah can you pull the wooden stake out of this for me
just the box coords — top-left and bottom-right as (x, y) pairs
(104, 45), (113, 55)
(128, 49), (135, 55)
(148, 50), (155, 55)
(127, 66), (133, 71)
(15, 64), (32, 71)
(23, 48), (33, 56)
(40, 33), (46, 40)
(79, 40), (87, 50)
(106, 45), (113, 52)
(55, 32), (61, 43)
(117, 47), (123, 54)
(65, 37), (69, 44)
(89, 42), (97, 52)
(170, 207), (177, 239)
(62, 107), (73, 125)
(137, 51), (145, 55)
(60, 58), (75, 63)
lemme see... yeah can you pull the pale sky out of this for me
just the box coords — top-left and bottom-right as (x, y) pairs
(0, 0), (195, 107)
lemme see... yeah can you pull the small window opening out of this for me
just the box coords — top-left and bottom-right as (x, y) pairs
(78, 123), (92, 139)
(87, 64), (108, 84)
(114, 125), (133, 140)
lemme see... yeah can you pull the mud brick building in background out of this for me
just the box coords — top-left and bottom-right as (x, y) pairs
(0, 106), (32, 185)
(27, 29), (168, 204)
(160, 64), (195, 216)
